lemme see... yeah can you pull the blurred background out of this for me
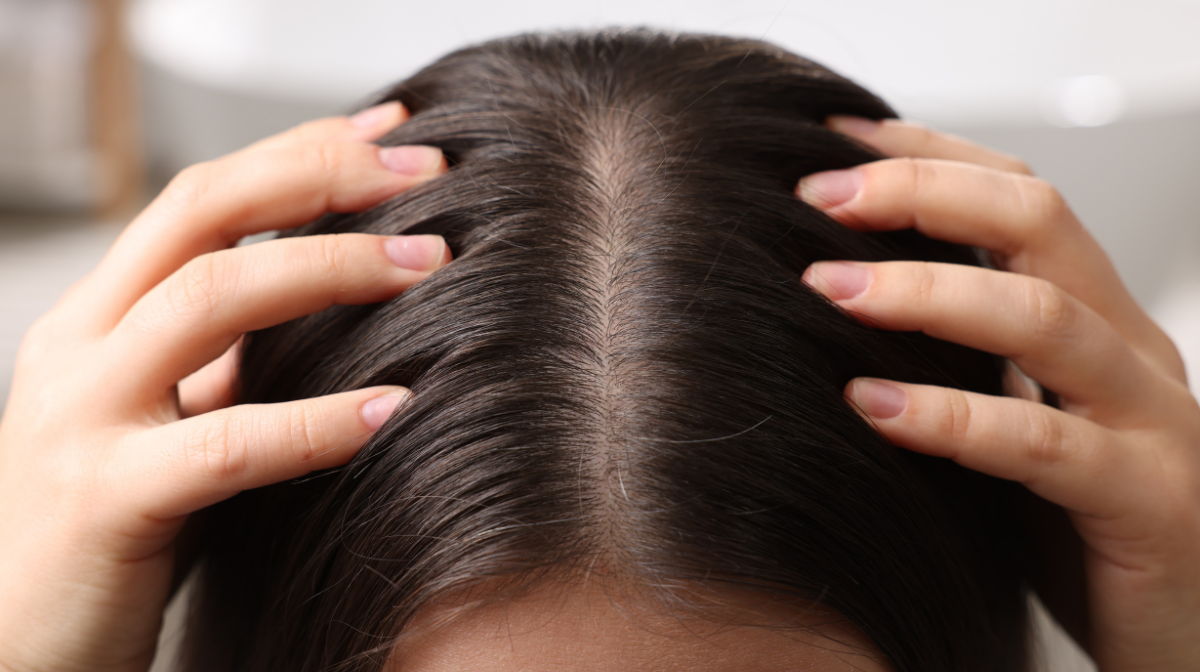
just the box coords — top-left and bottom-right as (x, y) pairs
(4, 0), (1197, 668)
(5, 0), (1200, 401)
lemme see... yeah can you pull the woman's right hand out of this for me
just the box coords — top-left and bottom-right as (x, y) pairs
(800, 117), (1200, 671)
(0, 102), (450, 672)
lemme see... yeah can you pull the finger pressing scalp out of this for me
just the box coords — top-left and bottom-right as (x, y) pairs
(378, 145), (447, 176)
(249, 101), (411, 150)
(349, 101), (409, 135)
(826, 116), (1033, 175)
(796, 153), (1182, 381)
(106, 233), (450, 400)
(842, 378), (1137, 519)
(77, 136), (447, 332)
(127, 386), (411, 520)
(797, 158), (1046, 246)
(796, 167), (863, 213)
(804, 260), (1154, 417)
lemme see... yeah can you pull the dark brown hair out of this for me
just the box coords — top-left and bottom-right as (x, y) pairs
(182, 29), (1030, 672)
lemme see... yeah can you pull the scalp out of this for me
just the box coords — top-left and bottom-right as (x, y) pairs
(184, 30), (1031, 672)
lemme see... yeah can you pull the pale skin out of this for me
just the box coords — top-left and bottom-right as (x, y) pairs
(387, 580), (891, 672)
(0, 103), (1196, 671)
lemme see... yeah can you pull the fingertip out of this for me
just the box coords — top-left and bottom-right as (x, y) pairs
(847, 378), (909, 420)
(384, 235), (448, 272)
(797, 168), (863, 210)
(378, 145), (446, 177)
(349, 101), (408, 134)
(360, 387), (412, 431)
(804, 261), (872, 301)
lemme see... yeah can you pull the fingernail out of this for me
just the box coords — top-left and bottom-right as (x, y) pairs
(378, 145), (444, 175)
(385, 235), (446, 272)
(827, 116), (880, 137)
(804, 261), (871, 301)
(361, 391), (409, 430)
(350, 102), (401, 128)
(797, 168), (862, 209)
(851, 379), (908, 419)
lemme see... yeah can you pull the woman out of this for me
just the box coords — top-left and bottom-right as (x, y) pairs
(1, 30), (1197, 672)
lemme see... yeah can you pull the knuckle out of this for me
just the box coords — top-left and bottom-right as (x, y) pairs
(907, 261), (940, 308)
(891, 156), (924, 193)
(282, 398), (326, 468)
(1023, 279), (1077, 342)
(1015, 176), (1070, 231)
(166, 254), (226, 320)
(904, 122), (938, 152)
(937, 389), (975, 444)
(286, 403), (323, 465)
(907, 159), (944, 207)
(311, 234), (353, 281)
(16, 313), (60, 363)
(1023, 408), (1067, 475)
(302, 142), (344, 177)
(163, 162), (215, 211)
(182, 402), (329, 486)
(187, 415), (253, 482)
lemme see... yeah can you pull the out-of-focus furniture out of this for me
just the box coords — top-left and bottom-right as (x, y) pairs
(0, 0), (141, 213)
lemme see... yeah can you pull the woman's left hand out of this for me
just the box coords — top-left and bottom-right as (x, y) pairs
(798, 117), (1200, 672)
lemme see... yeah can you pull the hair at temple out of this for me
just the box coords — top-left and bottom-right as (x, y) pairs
(180, 29), (1031, 672)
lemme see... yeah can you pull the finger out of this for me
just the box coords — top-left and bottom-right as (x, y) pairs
(798, 158), (1095, 265)
(248, 101), (408, 150)
(826, 116), (1033, 174)
(797, 158), (1184, 379)
(844, 378), (1142, 519)
(804, 261), (1159, 416)
(107, 233), (448, 400)
(125, 386), (409, 520)
(177, 339), (241, 418)
(74, 111), (446, 331)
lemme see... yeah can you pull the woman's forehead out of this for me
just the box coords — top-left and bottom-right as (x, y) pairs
(387, 580), (893, 672)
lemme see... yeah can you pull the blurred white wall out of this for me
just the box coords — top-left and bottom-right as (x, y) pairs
(0, 0), (98, 208)
(126, 0), (1200, 312)
(127, 0), (1200, 124)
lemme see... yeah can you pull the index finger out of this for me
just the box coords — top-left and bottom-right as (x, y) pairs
(827, 116), (1034, 175)
(70, 103), (447, 333)
(797, 158), (1185, 381)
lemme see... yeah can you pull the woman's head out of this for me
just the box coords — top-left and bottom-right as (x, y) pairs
(184, 29), (1029, 671)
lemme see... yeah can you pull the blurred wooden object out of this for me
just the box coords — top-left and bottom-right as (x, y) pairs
(0, 0), (141, 213)
(89, 0), (142, 216)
